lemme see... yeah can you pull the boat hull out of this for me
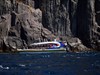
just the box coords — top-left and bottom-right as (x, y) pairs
(16, 48), (66, 52)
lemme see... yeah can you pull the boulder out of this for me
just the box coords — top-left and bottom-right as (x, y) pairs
(66, 37), (90, 52)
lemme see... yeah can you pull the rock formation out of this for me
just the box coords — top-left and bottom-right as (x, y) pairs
(39, 0), (71, 36)
(0, 0), (99, 52)
(0, 0), (55, 52)
(35, 0), (100, 50)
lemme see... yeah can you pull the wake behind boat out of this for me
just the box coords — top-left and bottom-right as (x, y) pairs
(17, 40), (68, 52)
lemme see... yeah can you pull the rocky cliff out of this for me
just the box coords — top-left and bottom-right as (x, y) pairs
(35, 0), (100, 50)
(0, 0), (99, 52)
(0, 0), (55, 52)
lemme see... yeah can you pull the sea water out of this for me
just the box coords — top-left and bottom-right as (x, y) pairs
(0, 52), (100, 75)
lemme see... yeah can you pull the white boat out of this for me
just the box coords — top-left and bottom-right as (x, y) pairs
(16, 40), (67, 52)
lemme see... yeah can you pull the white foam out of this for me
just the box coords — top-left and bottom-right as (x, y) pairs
(0, 65), (9, 70)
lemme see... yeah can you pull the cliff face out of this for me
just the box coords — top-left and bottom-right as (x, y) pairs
(35, 0), (100, 49)
(37, 0), (71, 36)
(0, 0), (99, 51)
(0, 0), (55, 51)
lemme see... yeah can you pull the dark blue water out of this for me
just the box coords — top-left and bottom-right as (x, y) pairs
(0, 52), (100, 75)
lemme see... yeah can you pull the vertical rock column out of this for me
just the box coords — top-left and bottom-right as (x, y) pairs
(76, 0), (95, 47)
(69, 0), (78, 36)
(38, 0), (71, 36)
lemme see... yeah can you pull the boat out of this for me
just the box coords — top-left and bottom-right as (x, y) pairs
(16, 40), (67, 52)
